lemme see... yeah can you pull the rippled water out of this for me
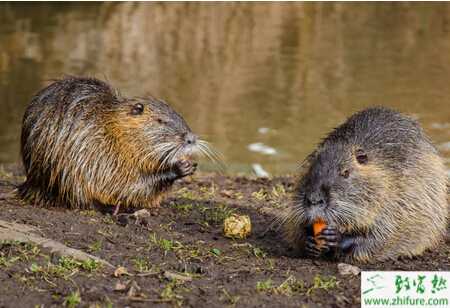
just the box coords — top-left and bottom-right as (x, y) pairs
(1, 3), (449, 175)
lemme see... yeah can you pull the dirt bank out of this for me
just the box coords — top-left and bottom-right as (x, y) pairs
(0, 164), (448, 307)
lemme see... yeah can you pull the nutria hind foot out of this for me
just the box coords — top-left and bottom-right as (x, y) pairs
(116, 209), (156, 227)
(91, 200), (156, 223)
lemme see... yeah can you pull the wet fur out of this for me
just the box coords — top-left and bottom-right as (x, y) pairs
(19, 77), (203, 209)
(280, 107), (448, 263)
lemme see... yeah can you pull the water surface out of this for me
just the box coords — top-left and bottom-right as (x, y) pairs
(1, 3), (449, 175)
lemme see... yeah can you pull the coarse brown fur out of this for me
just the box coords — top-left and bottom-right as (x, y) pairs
(279, 107), (448, 263)
(18, 76), (216, 210)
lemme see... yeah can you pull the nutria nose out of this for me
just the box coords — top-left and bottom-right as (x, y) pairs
(185, 133), (197, 145)
(305, 185), (329, 207)
(306, 192), (325, 206)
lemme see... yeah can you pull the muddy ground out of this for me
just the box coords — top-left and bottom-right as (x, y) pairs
(0, 164), (449, 308)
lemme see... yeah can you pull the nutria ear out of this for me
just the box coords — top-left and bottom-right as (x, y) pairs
(355, 149), (368, 164)
(131, 103), (144, 115)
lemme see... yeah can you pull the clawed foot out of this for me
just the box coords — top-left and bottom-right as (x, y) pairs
(174, 159), (197, 178)
(117, 209), (153, 227)
(305, 227), (341, 259)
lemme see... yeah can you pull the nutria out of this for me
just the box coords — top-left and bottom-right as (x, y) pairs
(280, 107), (448, 263)
(19, 76), (215, 212)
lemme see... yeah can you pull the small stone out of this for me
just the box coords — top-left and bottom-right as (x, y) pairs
(114, 281), (128, 292)
(337, 263), (361, 276)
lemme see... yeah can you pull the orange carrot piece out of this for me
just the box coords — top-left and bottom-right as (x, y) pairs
(313, 218), (327, 237)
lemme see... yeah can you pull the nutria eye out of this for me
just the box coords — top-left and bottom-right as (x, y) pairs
(131, 103), (144, 115)
(341, 169), (350, 178)
(355, 149), (368, 165)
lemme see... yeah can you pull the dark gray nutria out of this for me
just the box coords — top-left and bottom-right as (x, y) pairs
(280, 107), (448, 263)
(19, 76), (217, 211)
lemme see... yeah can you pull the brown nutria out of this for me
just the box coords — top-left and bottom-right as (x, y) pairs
(280, 107), (448, 263)
(18, 76), (215, 212)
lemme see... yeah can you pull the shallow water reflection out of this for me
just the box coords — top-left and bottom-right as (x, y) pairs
(0, 3), (449, 175)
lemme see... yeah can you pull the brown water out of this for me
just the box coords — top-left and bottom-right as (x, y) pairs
(1, 3), (449, 175)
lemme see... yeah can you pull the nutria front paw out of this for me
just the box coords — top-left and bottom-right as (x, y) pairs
(174, 160), (198, 178)
(305, 235), (323, 258)
(306, 227), (342, 259)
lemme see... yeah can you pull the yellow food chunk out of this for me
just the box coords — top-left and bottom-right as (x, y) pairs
(223, 214), (251, 239)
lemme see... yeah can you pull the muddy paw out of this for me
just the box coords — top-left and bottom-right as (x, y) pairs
(305, 235), (323, 258)
(316, 227), (342, 259)
(304, 226), (342, 259)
